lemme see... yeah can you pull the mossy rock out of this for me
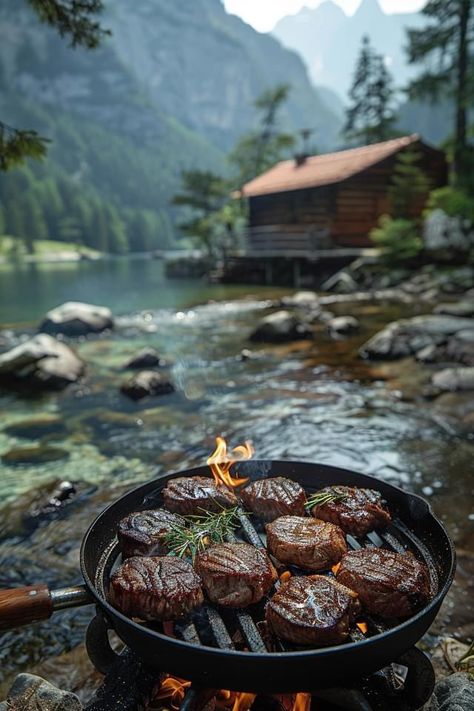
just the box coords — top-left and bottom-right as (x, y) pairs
(2, 446), (70, 465)
(4, 415), (67, 440)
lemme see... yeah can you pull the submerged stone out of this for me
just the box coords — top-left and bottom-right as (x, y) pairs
(4, 415), (67, 440)
(2, 445), (70, 465)
(40, 301), (113, 336)
(120, 370), (175, 400)
(122, 348), (165, 369)
(249, 310), (313, 343)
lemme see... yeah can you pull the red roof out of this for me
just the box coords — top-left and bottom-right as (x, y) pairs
(242, 135), (421, 198)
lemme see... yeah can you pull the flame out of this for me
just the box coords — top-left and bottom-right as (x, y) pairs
(293, 693), (311, 711)
(156, 675), (191, 709)
(357, 621), (368, 634)
(207, 436), (253, 488)
(331, 562), (341, 575)
(280, 570), (292, 583)
(232, 693), (257, 711)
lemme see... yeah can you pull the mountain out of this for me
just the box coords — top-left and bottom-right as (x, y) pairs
(0, 0), (341, 253)
(273, 0), (424, 103)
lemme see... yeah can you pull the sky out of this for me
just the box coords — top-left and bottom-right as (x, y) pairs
(223, 0), (426, 33)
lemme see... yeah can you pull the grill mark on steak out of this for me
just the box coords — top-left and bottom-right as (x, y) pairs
(240, 477), (306, 522)
(118, 509), (185, 558)
(109, 556), (203, 621)
(266, 516), (347, 571)
(195, 542), (277, 608)
(309, 486), (391, 537)
(162, 476), (237, 515)
(336, 548), (430, 618)
(266, 575), (361, 646)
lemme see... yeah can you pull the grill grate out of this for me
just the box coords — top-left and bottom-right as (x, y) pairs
(162, 499), (436, 655)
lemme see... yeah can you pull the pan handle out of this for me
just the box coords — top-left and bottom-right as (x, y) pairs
(0, 584), (92, 631)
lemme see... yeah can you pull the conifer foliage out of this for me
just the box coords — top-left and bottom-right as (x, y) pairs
(344, 35), (396, 145)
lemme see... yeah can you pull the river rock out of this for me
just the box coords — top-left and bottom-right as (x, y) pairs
(249, 310), (313, 343)
(120, 370), (175, 400)
(122, 348), (164, 369)
(1, 673), (82, 710)
(281, 291), (319, 308)
(432, 367), (474, 392)
(2, 445), (70, 465)
(434, 301), (474, 318)
(327, 315), (360, 336)
(0, 334), (84, 390)
(360, 315), (474, 360)
(40, 301), (113, 336)
(424, 208), (474, 253)
(429, 673), (474, 711)
(4, 415), (67, 440)
(445, 330), (474, 366)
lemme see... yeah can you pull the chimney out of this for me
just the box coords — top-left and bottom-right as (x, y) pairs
(294, 128), (314, 166)
(294, 153), (308, 167)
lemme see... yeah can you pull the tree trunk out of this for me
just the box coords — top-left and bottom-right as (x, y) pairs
(454, 0), (470, 184)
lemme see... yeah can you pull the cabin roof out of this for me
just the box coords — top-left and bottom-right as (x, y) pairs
(242, 134), (431, 198)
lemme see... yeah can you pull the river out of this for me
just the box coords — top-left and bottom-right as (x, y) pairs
(0, 257), (472, 700)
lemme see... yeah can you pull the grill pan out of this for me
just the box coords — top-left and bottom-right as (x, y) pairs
(0, 461), (455, 693)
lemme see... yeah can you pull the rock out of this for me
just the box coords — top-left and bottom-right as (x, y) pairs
(446, 330), (474, 366)
(122, 348), (165, 369)
(40, 301), (113, 336)
(281, 291), (319, 308)
(424, 208), (474, 253)
(249, 310), (313, 343)
(327, 315), (359, 336)
(0, 334), (84, 390)
(4, 415), (67, 440)
(432, 367), (474, 392)
(2, 673), (82, 710)
(429, 673), (474, 711)
(239, 349), (255, 361)
(360, 315), (474, 360)
(320, 270), (358, 293)
(2, 445), (70, 465)
(435, 301), (474, 318)
(415, 344), (441, 363)
(120, 370), (175, 400)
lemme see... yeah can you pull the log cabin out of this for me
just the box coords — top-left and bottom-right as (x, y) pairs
(241, 134), (447, 255)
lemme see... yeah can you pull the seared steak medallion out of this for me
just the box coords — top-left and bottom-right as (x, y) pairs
(240, 477), (306, 522)
(109, 556), (203, 621)
(162, 476), (237, 515)
(266, 575), (360, 646)
(309, 486), (391, 537)
(118, 509), (185, 558)
(266, 516), (347, 571)
(195, 542), (277, 607)
(336, 548), (430, 618)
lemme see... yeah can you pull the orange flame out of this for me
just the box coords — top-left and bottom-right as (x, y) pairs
(232, 692), (257, 711)
(331, 563), (341, 575)
(156, 675), (191, 709)
(293, 693), (311, 711)
(357, 621), (368, 634)
(207, 436), (253, 488)
(280, 570), (292, 583)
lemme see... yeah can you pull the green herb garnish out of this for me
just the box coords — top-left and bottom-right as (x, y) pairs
(163, 505), (243, 561)
(305, 487), (348, 511)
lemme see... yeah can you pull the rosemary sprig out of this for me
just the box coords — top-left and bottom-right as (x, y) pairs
(305, 487), (348, 511)
(163, 505), (243, 561)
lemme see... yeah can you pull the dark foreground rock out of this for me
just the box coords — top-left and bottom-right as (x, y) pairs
(0, 334), (84, 391)
(120, 370), (175, 400)
(429, 673), (474, 711)
(360, 315), (474, 360)
(122, 348), (165, 369)
(0, 673), (82, 711)
(249, 310), (313, 343)
(40, 302), (113, 337)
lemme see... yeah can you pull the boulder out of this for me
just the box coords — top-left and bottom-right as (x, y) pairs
(4, 415), (67, 440)
(445, 330), (474, 366)
(360, 315), (474, 360)
(2, 445), (70, 465)
(434, 301), (474, 318)
(424, 208), (474, 253)
(249, 310), (313, 343)
(120, 370), (175, 401)
(1, 673), (82, 710)
(281, 291), (319, 308)
(429, 672), (474, 711)
(0, 334), (84, 390)
(40, 301), (113, 336)
(327, 315), (360, 336)
(122, 348), (165, 370)
(432, 367), (474, 392)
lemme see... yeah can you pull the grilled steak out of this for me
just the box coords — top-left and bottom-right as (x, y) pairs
(266, 575), (360, 646)
(118, 509), (185, 558)
(309, 486), (391, 537)
(240, 477), (306, 522)
(109, 556), (203, 621)
(266, 516), (347, 571)
(195, 542), (277, 607)
(162, 476), (237, 515)
(336, 548), (430, 618)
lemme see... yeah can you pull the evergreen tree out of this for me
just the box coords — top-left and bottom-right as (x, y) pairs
(388, 148), (431, 221)
(22, 193), (48, 252)
(406, 0), (473, 186)
(344, 35), (397, 145)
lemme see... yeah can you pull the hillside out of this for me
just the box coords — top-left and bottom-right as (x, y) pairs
(0, 0), (342, 253)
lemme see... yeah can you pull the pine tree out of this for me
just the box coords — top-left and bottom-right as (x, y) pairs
(388, 148), (431, 221)
(406, 0), (473, 186)
(344, 35), (397, 145)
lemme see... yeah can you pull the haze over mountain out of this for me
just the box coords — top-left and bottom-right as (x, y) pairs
(0, 0), (341, 251)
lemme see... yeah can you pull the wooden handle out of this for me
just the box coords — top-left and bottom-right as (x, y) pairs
(0, 584), (53, 631)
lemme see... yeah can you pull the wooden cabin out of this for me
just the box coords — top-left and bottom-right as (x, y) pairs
(241, 135), (447, 254)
